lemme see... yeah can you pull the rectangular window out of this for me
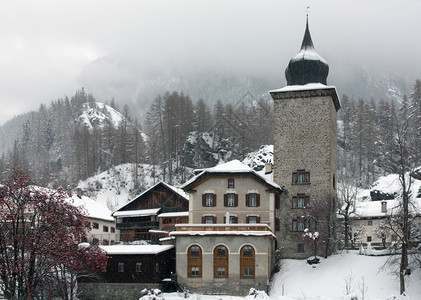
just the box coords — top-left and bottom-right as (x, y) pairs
(205, 216), (214, 224)
(92, 222), (99, 229)
(217, 267), (226, 277)
(118, 263), (124, 272)
(111, 227), (115, 233)
(292, 170), (310, 184)
(136, 263), (142, 272)
(103, 226), (109, 232)
(191, 266), (200, 277)
(367, 236), (372, 242)
(156, 263), (159, 272)
(248, 193), (257, 207)
(243, 267), (253, 277)
(367, 220), (373, 226)
(228, 178), (235, 188)
(292, 219), (309, 231)
(292, 194), (310, 208)
(227, 193), (235, 207)
(205, 194), (214, 207)
(248, 216), (258, 224)
(229, 216), (236, 224)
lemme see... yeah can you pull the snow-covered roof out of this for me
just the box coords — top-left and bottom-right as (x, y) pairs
(158, 211), (189, 218)
(70, 194), (114, 222)
(114, 181), (189, 213)
(113, 208), (160, 217)
(349, 172), (421, 218)
(269, 83), (336, 94)
(181, 159), (282, 192)
(100, 244), (174, 255)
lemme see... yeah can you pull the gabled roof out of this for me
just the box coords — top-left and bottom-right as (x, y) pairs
(181, 160), (282, 193)
(113, 181), (189, 213)
(113, 208), (161, 218)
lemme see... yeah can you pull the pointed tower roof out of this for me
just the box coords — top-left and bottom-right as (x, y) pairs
(285, 16), (329, 86)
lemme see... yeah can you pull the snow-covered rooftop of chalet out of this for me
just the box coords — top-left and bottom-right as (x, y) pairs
(113, 207), (160, 217)
(158, 211), (189, 218)
(70, 194), (114, 222)
(269, 83), (337, 94)
(100, 244), (174, 255)
(114, 181), (188, 213)
(182, 159), (281, 190)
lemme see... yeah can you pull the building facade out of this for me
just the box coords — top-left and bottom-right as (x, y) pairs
(172, 160), (282, 295)
(270, 17), (340, 258)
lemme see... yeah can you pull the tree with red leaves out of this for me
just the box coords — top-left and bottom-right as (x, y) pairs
(0, 168), (107, 299)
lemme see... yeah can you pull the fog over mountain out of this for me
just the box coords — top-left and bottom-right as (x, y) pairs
(0, 0), (420, 124)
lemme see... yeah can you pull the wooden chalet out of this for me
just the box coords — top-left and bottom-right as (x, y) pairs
(112, 182), (189, 243)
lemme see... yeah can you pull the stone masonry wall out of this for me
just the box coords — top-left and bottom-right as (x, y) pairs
(272, 92), (338, 259)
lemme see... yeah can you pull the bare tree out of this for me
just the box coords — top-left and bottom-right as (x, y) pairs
(337, 176), (360, 249)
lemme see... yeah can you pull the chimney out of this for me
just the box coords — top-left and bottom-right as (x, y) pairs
(265, 163), (273, 175)
(381, 201), (387, 213)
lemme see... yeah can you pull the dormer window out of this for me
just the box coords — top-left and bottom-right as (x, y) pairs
(292, 170), (310, 184)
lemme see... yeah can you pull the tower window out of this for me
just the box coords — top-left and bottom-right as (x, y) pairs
(292, 170), (310, 184)
(292, 219), (309, 231)
(292, 194), (310, 208)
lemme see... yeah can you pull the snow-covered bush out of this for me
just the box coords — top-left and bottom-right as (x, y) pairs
(246, 288), (270, 300)
(139, 288), (164, 300)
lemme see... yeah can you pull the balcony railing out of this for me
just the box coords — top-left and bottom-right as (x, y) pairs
(175, 224), (270, 232)
(116, 221), (159, 230)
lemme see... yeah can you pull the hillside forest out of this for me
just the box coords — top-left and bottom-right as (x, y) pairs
(0, 79), (420, 194)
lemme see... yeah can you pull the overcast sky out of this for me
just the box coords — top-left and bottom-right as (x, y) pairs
(0, 0), (420, 125)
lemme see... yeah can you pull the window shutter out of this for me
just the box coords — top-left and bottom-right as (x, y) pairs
(201, 216), (205, 224)
(234, 216), (238, 223)
(202, 194), (206, 206)
(223, 216), (226, 223)
(246, 194), (249, 207)
(213, 216), (217, 223)
(256, 194), (260, 207)
(224, 194), (228, 207)
(256, 216), (261, 223)
(246, 216), (249, 223)
(235, 194), (238, 207)
(213, 194), (217, 207)
(275, 194), (280, 209)
(275, 218), (280, 231)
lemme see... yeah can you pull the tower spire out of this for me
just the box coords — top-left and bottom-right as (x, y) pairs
(284, 14), (329, 86)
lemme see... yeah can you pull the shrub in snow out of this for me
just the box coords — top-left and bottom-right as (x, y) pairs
(246, 288), (269, 300)
(139, 288), (164, 300)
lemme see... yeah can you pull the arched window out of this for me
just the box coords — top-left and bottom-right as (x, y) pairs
(214, 245), (229, 278)
(240, 245), (255, 279)
(187, 245), (202, 278)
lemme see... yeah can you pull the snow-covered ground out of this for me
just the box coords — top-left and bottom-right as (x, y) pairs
(157, 251), (420, 300)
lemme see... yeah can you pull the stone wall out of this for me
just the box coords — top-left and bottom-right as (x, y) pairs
(271, 90), (338, 258)
(78, 283), (161, 300)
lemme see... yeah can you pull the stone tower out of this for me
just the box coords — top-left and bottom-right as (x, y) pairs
(270, 17), (340, 259)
